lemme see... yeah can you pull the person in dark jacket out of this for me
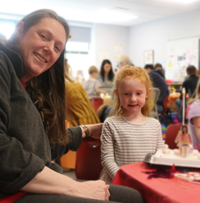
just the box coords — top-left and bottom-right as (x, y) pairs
(175, 65), (199, 118)
(154, 62), (165, 78)
(144, 64), (169, 112)
(0, 9), (144, 203)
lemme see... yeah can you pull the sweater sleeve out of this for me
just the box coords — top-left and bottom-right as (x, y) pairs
(0, 53), (45, 194)
(101, 118), (119, 179)
(51, 127), (82, 160)
(156, 120), (164, 150)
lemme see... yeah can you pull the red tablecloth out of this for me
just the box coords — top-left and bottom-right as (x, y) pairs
(0, 192), (26, 203)
(112, 162), (200, 203)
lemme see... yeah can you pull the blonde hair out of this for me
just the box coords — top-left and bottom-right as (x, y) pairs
(89, 65), (99, 75)
(188, 78), (200, 104)
(113, 65), (153, 116)
(119, 55), (132, 66)
(64, 59), (75, 84)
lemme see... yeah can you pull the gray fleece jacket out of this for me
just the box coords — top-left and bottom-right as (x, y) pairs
(0, 43), (82, 198)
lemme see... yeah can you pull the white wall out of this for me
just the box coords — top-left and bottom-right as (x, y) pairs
(93, 23), (130, 70)
(129, 9), (200, 69)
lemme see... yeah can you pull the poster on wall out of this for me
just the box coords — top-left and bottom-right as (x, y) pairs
(114, 44), (122, 58)
(144, 50), (154, 64)
(166, 37), (199, 82)
(100, 51), (109, 62)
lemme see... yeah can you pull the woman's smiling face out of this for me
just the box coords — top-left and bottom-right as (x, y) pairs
(18, 17), (66, 82)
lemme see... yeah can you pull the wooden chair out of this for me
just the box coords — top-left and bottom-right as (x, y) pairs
(91, 97), (104, 112)
(165, 123), (182, 149)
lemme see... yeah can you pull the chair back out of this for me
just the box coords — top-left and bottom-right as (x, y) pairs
(165, 79), (174, 84)
(91, 97), (104, 112)
(163, 96), (169, 113)
(75, 137), (102, 180)
(151, 88), (160, 119)
(165, 123), (182, 149)
(158, 96), (169, 113)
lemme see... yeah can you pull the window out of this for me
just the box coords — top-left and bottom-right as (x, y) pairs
(65, 41), (92, 81)
(0, 21), (15, 39)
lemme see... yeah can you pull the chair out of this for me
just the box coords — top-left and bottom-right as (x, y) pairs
(91, 97), (103, 112)
(165, 123), (182, 149)
(97, 104), (114, 122)
(60, 120), (76, 169)
(165, 79), (174, 84)
(150, 88), (160, 119)
(75, 137), (103, 180)
(158, 96), (173, 127)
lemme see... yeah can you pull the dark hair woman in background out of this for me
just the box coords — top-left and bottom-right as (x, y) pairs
(97, 59), (115, 94)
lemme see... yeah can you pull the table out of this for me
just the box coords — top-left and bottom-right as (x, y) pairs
(168, 83), (182, 91)
(167, 93), (180, 111)
(112, 162), (200, 203)
(167, 93), (189, 111)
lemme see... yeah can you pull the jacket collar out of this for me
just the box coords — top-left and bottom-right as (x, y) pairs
(0, 42), (23, 80)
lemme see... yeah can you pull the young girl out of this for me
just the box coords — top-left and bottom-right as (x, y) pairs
(100, 65), (164, 183)
(188, 80), (200, 151)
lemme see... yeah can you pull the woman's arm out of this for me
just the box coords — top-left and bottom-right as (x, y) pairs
(51, 124), (103, 160)
(21, 166), (110, 201)
(192, 117), (200, 142)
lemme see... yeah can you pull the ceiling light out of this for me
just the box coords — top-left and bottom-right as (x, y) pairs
(166, 0), (199, 4)
(95, 9), (138, 23)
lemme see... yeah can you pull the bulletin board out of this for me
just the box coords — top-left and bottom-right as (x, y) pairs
(166, 37), (199, 82)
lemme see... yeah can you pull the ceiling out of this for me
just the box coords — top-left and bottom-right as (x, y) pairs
(1, 0), (200, 26)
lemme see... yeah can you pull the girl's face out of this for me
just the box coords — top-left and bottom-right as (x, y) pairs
(103, 63), (111, 75)
(117, 77), (147, 116)
(18, 17), (66, 82)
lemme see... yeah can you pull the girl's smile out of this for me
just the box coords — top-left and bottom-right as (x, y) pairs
(118, 77), (147, 117)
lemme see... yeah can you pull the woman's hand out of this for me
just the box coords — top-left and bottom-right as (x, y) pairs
(86, 123), (103, 139)
(75, 180), (110, 201)
(21, 166), (110, 201)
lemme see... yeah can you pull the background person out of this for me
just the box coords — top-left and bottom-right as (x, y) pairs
(144, 64), (169, 112)
(64, 61), (100, 126)
(176, 65), (199, 120)
(100, 65), (163, 183)
(84, 65), (107, 99)
(0, 9), (144, 203)
(188, 80), (200, 151)
(118, 55), (134, 69)
(154, 62), (165, 78)
(97, 59), (115, 95)
(196, 69), (200, 77)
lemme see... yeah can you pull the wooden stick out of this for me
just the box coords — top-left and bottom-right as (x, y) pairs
(182, 87), (186, 125)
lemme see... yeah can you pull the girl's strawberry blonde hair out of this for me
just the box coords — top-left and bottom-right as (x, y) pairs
(113, 65), (154, 116)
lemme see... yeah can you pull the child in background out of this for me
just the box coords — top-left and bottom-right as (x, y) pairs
(84, 65), (107, 99)
(188, 80), (200, 151)
(100, 65), (164, 183)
